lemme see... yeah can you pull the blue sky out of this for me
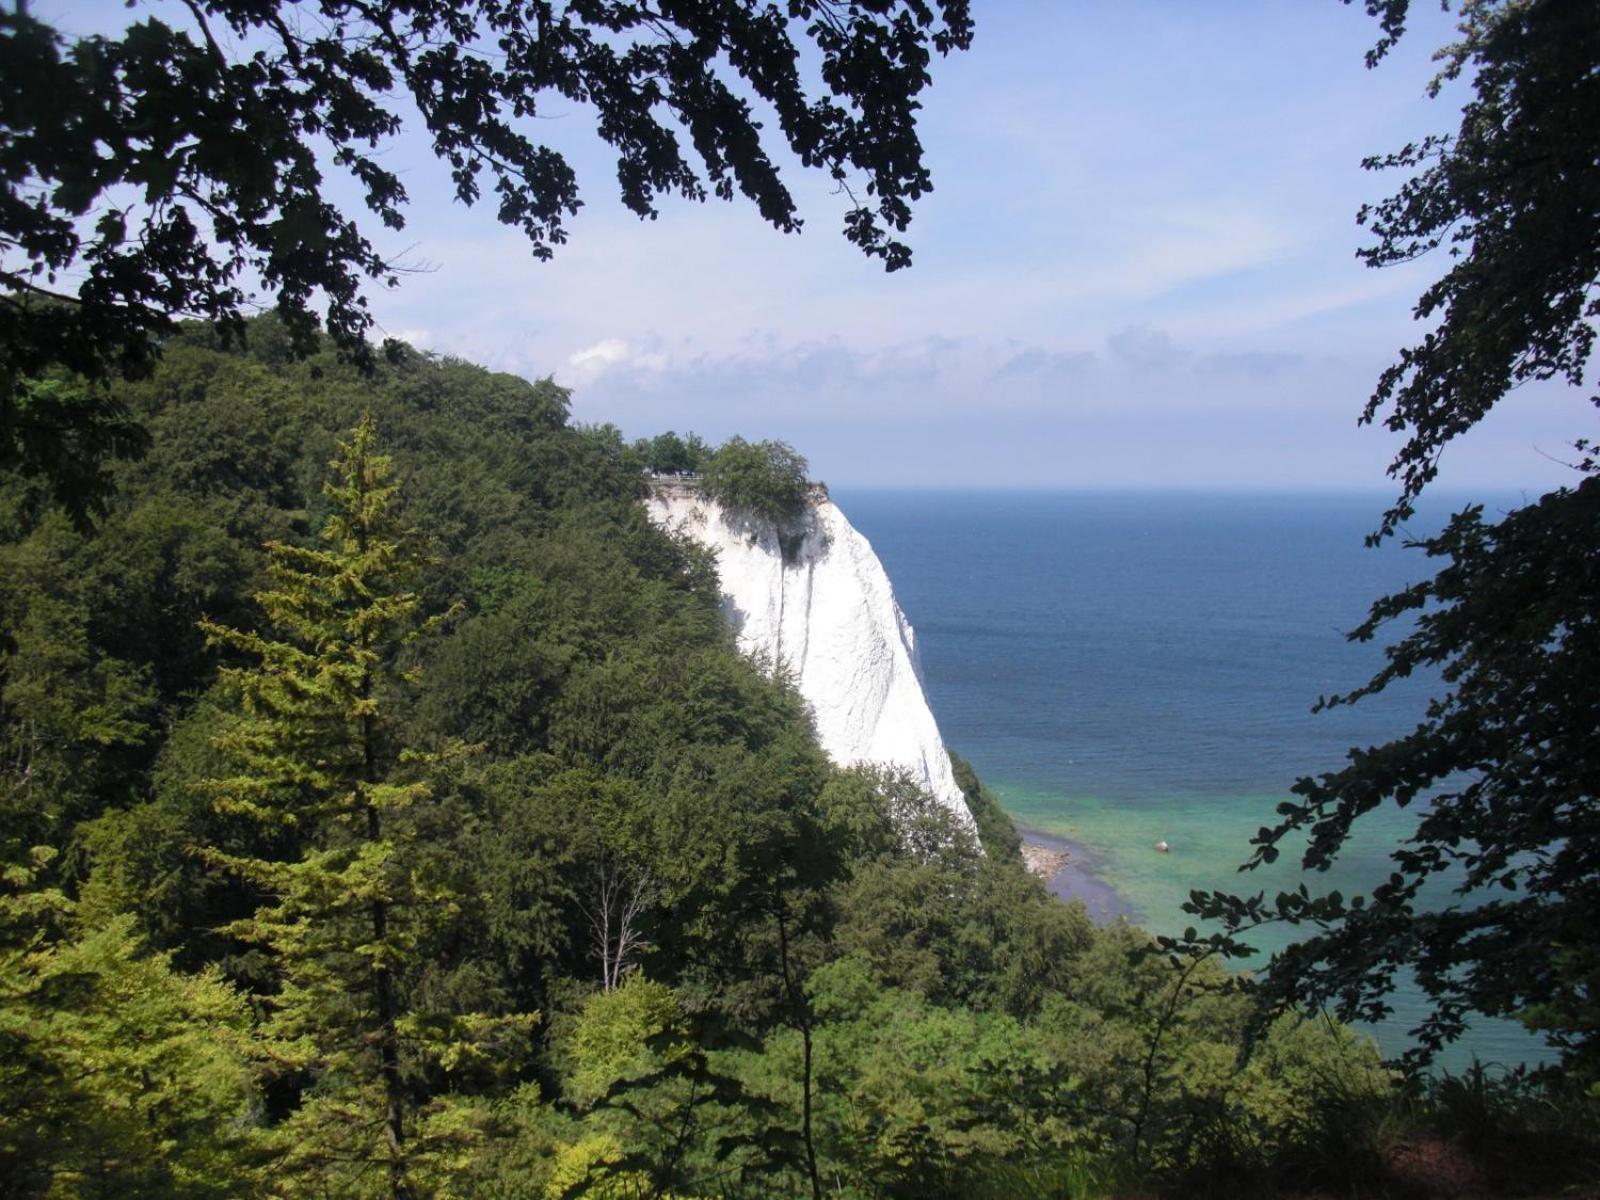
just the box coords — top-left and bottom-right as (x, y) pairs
(52, 1), (1593, 491)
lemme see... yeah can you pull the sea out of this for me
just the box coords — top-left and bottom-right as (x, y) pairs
(834, 488), (1553, 1072)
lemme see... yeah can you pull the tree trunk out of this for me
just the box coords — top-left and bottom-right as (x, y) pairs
(776, 907), (822, 1200)
(364, 703), (409, 1200)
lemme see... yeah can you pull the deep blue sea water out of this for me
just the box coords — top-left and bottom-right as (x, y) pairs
(834, 488), (1551, 1070)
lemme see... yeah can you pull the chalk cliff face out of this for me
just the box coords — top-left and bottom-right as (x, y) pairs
(646, 481), (974, 830)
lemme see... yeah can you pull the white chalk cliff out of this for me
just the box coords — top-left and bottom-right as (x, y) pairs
(645, 480), (974, 831)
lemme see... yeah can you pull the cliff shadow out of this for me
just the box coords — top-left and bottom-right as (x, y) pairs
(722, 502), (831, 566)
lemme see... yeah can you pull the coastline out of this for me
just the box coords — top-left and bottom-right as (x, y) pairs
(1018, 827), (1135, 923)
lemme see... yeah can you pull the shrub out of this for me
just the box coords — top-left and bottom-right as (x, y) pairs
(700, 437), (811, 524)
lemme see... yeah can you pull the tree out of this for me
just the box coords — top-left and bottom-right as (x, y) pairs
(557, 974), (806, 1198)
(201, 415), (514, 1196)
(1344, 0), (1599, 540)
(1192, 0), (1600, 1073)
(0, 875), (258, 1199)
(577, 858), (658, 994)
(699, 435), (812, 525)
(1, 0), (973, 515)
(634, 429), (713, 476)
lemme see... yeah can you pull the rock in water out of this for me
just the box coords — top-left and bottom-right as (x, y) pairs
(646, 480), (974, 831)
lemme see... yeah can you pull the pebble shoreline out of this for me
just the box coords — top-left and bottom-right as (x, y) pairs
(1021, 840), (1070, 882)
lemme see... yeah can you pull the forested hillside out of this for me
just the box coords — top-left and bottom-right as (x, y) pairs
(0, 323), (1586, 1198)
(4, 0), (1597, 1191)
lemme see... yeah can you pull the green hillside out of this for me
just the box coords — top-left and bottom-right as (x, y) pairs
(1, 323), (1589, 1198)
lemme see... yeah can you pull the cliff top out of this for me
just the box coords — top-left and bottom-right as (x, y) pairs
(646, 474), (829, 506)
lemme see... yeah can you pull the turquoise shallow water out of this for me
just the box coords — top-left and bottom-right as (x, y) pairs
(835, 488), (1553, 1070)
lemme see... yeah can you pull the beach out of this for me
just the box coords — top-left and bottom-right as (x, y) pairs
(1020, 828), (1134, 923)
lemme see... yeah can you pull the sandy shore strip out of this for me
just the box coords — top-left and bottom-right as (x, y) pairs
(1019, 827), (1135, 924)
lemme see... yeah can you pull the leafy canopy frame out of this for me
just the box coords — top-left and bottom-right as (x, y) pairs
(0, 0), (972, 512)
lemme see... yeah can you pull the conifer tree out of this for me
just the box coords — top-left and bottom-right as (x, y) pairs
(0, 846), (257, 1198)
(200, 415), (496, 1198)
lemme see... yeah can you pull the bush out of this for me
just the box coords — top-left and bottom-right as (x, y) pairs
(634, 429), (711, 475)
(699, 437), (811, 524)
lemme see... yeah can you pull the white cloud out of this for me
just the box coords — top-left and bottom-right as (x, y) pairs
(567, 338), (633, 376)
(1163, 267), (1433, 345)
(389, 328), (433, 350)
(1107, 325), (1190, 372)
(345, 2), (1561, 493)
(993, 347), (1096, 379)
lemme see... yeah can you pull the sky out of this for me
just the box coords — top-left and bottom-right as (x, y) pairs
(51, 1), (1594, 492)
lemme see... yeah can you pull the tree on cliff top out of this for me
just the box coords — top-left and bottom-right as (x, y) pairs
(1191, 0), (1600, 1074)
(0, 0), (972, 517)
(700, 436), (811, 525)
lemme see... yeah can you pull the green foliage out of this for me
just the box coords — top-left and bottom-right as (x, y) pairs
(0, 849), (256, 1198)
(699, 437), (813, 526)
(1349, 0), (1600, 536)
(556, 975), (808, 1198)
(1027, 927), (1398, 1196)
(405, 1084), (569, 1200)
(567, 974), (688, 1107)
(800, 960), (1096, 1199)
(1, 0), (972, 512)
(0, 373), (148, 527)
(950, 750), (1023, 861)
(634, 430), (711, 476)
(6, 322), (1562, 1195)
(0, 514), (162, 866)
(200, 416), (527, 1196)
(1417, 1062), (1600, 1192)
(1190, 0), (1600, 1082)
(824, 768), (1093, 1017)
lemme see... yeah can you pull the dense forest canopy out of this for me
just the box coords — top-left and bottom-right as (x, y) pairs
(0, 324), (1464, 1198)
(3, 0), (1600, 1195)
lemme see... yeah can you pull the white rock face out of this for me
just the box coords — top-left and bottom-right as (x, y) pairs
(646, 481), (973, 830)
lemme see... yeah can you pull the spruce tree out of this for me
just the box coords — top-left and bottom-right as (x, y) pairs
(200, 415), (470, 1198)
